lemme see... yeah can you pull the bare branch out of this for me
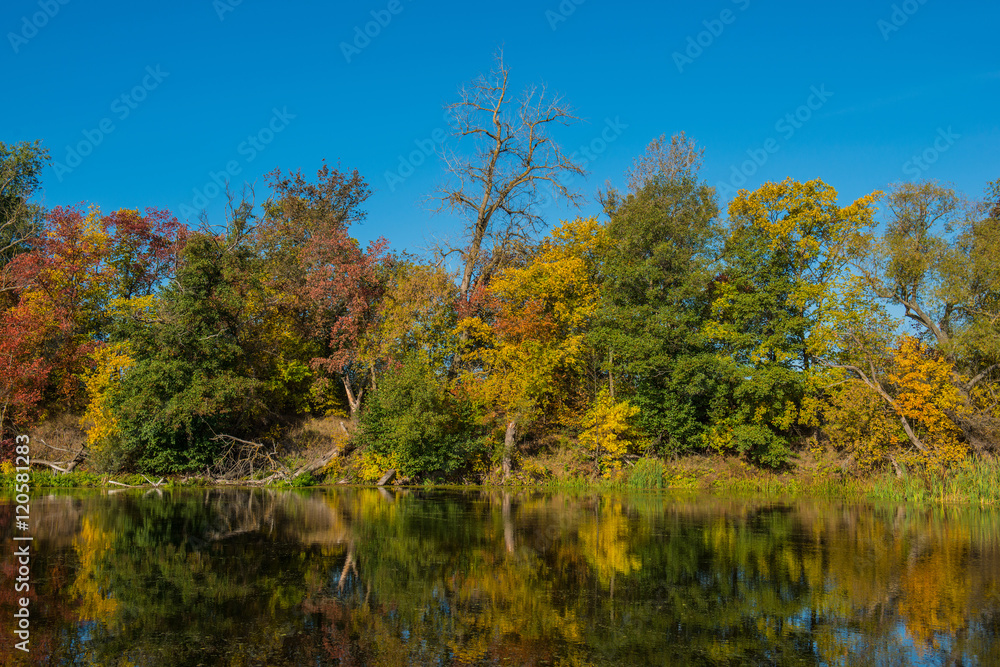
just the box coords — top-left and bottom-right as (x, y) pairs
(430, 50), (586, 298)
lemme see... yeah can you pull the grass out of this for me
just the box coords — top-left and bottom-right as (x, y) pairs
(524, 452), (1000, 507)
(4, 447), (1000, 507)
(0, 469), (214, 491)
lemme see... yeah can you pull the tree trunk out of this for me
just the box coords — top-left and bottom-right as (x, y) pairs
(502, 421), (516, 484)
(343, 377), (363, 421)
(502, 491), (515, 553)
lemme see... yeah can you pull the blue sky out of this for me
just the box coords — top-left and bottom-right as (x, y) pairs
(3, 0), (997, 256)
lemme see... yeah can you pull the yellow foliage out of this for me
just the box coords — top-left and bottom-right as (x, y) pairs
(464, 217), (606, 427)
(826, 338), (970, 472)
(898, 530), (972, 652)
(80, 343), (133, 452)
(70, 518), (119, 624)
(722, 179), (883, 365)
(824, 379), (905, 472)
(577, 501), (641, 585)
(359, 263), (456, 369)
(888, 337), (968, 470)
(579, 393), (640, 478)
(356, 449), (400, 484)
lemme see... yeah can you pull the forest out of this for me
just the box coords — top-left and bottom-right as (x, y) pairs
(1, 62), (998, 488)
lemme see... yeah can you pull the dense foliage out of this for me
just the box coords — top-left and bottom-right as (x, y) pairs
(2, 130), (997, 481)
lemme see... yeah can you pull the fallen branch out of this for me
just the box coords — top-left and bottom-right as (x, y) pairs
(293, 446), (339, 478)
(30, 438), (88, 474)
(32, 459), (71, 473)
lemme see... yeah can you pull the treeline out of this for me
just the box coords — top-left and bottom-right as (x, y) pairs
(2, 121), (999, 482)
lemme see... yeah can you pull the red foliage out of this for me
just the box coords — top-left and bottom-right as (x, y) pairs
(0, 205), (186, 439)
(102, 207), (187, 299)
(306, 235), (391, 375)
(262, 163), (391, 378)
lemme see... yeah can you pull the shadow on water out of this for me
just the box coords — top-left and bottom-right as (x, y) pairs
(1, 488), (998, 665)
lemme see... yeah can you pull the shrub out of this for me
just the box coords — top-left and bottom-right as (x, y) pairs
(356, 356), (484, 480)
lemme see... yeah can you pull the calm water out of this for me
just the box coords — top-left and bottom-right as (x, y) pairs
(1, 488), (998, 666)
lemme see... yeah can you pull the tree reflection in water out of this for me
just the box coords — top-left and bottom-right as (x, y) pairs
(1, 489), (998, 665)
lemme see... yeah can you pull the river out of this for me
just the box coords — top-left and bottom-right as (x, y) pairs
(1, 488), (998, 665)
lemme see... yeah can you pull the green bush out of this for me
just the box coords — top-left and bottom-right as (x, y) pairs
(357, 356), (484, 479)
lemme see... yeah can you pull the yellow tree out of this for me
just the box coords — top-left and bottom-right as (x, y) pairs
(826, 336), (970, 473)
(706, 179), (882, 465)
(358, 262), (458, 377)
(461, 217), (606, 481)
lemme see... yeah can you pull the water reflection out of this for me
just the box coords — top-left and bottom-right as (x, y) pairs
(1, 489), (998, 665)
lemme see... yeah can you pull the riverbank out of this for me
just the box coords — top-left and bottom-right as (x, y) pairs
(5, 452), (1000, 507)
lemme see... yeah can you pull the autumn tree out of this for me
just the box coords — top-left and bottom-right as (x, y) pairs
(460, 217), (606, 480)
(0, 207), (114, 439)
(261, 165), (391, 419)
(102, 208), (186, 304)
(707, 179), (881, 465)
(357, 260), (459, 375)
(434, 51), (586, 302)
(853, 181), (1000, 453)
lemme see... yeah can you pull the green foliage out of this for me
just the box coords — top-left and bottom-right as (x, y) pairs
(705, 179), (882, 467)
(6, 128), (997, 484)
(632, 353), (730, 456)
(703, 363), (800, 467)
(0, 139), (48, 268)
(357, 355), (484, 479)
(101, 233), (263, 472)
(590, 135), (721, 455)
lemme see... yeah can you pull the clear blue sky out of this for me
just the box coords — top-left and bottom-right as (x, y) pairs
(3, 0), (997, 255)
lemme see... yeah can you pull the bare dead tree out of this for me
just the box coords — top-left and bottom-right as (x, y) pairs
(432, 51), (586, 300)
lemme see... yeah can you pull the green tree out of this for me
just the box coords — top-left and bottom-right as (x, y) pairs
(357, 354), (482, 480)
(590, 134), (723, 456)
(0, 140), (48, 276)
(707, 178), (881, 466)
(104, 226), (267, 471)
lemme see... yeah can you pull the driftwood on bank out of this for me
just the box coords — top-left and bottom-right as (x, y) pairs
(107, 475), (166, 488)
(25, 432), (342, 487)
(204, 432), (342, 486)
(31, 438), (87, 474)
